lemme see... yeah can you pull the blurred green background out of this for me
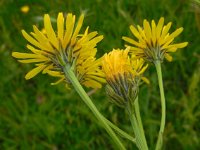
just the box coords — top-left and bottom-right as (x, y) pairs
(0, 0), (200, 149)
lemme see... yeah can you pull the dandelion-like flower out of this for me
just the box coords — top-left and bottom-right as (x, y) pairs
(102, 48), (148, 107)
(122, 17), (188, 62)
(12, 12), (105, 88)
(20, 5), (30, 13)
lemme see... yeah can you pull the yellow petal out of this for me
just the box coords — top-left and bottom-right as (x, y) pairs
(167, 47), (177, 52)
(85, 31), (98, 41)
(71, 14), (84, 46)
(83, 35), (104, 49)
(83, 26), (89, 36)
(12, 52), (43, 59)
(130, 25), (141, 40)
(51, 77), (65, 85)
(165, 42), (188, 49)
(151, 20), (156, 46)
(22, 30), (44, 50)
(44, 14), (59, 49)
(122, 36), (146, 48)
(47, 70), (63, 77)
(32, 25), (54, 52)
(63, 13), (75, 49)
(83, 80), (102, 88)
(156, 17), (164, 39)
(18, 58), (48, 63)
(164, 53), (173, 62)
(138, 64), (148, 74)
(26, 44), (48, 55)
(42, 64), (54, 74)
(141, 77), (150, 84)
(161, 22), (172, 38)
(85, 75), (106, 83)
(161, 38), (174, 49)
(76, 30), (89, 44)
(57, 12), (64, 43)
(161, 27), (183, 45)
(86, 71), (105, 77)
(25, 64), (46, 79)
(137, 25), (146, 39)
(128, 46), (144, 52)
(143, 19), (152, 41)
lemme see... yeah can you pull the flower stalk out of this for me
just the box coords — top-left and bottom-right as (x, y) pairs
(154, 61), (166, 150)
(104, 118), (136, 143)
(127, 100), (148, 150)
(62, 63), (126, 150)
(134, 97), (148, 150)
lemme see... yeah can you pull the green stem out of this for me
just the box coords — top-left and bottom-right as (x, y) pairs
(154, 61), (166, 150)
(63, 64), (126, 150)
(127, 102), (148, 150)
(134, 97), (148, 150)
(104, 117), (136, 143)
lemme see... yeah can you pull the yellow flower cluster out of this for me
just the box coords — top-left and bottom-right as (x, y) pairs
(102, 48), (132, 81)
(20, 5), (30, 13)
(100, 17), (188, 105)
(102, 48), (148, 82)
(12, 13), (105, 88)
(12, 13), (187, 95)
(102, 48), (148, 106)
(123, 17), (188, 62)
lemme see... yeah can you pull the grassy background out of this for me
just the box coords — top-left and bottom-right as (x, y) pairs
(0, 0), (200, 149)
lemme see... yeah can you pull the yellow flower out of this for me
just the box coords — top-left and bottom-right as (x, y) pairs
(102, 48), (148, 107)
(103, 48), (132, 81)
(20, 5), (30, 13)
(12, 13), (105, 88)
(122, 17), (188, 62)
(103, 48), (148, 82)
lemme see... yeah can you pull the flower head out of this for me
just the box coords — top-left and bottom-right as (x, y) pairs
(122, 17), (188, 62)
(102, 48), (148, 107)
(12, 13), (105, 88)
(20, 5), (30, 13)
(103, 48), (132, 81)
